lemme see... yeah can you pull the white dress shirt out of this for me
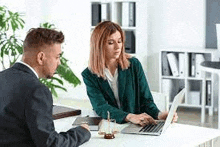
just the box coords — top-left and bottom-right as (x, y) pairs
(17, 61), (39, 78)
(104, 68), (120, 108)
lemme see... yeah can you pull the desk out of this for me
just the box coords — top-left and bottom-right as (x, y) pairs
(200, 61), (220, 129)
(54, 115), (220, 147)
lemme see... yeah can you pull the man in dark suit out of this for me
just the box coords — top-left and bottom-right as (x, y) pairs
(0, 28), (91, 147)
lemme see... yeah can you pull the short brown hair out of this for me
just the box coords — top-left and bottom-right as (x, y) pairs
(23, 28), (64, 51)
(89, 21), (130, 78)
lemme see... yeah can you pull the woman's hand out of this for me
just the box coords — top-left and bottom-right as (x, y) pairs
(158, 111), (178, 122)
(125, 113), (157, 126)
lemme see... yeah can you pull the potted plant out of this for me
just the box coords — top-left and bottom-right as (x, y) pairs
(0, 6), (81, 97)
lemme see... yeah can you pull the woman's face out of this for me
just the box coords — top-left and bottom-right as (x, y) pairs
(104, 30), (122, 61)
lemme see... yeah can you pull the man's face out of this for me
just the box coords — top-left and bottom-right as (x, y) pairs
(42, 43), (62, 79)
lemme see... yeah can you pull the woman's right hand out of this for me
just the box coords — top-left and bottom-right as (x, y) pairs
(125, 113), (157, 126)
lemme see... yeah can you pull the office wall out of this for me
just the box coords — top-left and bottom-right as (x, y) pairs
(0, 0), (91, 100)
(1, 0), (207, 101)
(52, 0), (149, 100)
(0, 0), (26, 70)
(146, 0), (206, 91)
(36, 0), (91, 100)
(19, 0), (148, 101)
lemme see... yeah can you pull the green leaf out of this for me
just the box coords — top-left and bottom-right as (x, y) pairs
(13, 19), (19, 31)
(0, 16), (81, 98)
(18, 18), (25, 24)
(40, 22), (55, 29)
(10, 20), (16, 32)
(15, 44), (23, 54)
(17, 18), (24, 29)
(39, 77), (67, 97)
(1, 42), (8, 57)
(1, 45), (6, 57)
(1, 8), (24, 32)
(50, 83), (67, 91)
(56, 62), (81, 87)
(8, 10), (13, 15)
(50, 87), (58, 98)
(51, 77), (64, 85)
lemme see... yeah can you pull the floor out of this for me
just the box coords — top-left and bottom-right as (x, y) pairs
(177, 107), (218, 129)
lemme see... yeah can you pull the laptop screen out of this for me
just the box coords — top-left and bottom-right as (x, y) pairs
(162, 88), (185, 133)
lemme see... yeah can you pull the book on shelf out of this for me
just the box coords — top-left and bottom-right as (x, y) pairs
(195, 54), (205, 78)
(206, 80), (212, 106)
(167, 53), (179, 77)
(129, 2), (136, 27)
(91, 3), (101, 26)
(52, 105), (81, 120)
(125, 30), (135, 53)
(217, 24), (220, 49)
(122, 2), (129, 27)
(101, 3), (110, 21)
(178, 53), (185, 77)
(190, 53), (196, 77)
(122, 2), (136, 27)
(101, 3), (107, 21)
(115, 2), (122, 25)
(162, 52), (172, 76)
(72, 116), (102, 131)
(162, 79), (172, 102)
(188, 91), (200, 105)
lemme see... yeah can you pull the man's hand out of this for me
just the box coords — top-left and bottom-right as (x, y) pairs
(158, 111), (178, 122)
(125, 113), (157, 126)
(80, 123), (90, 131)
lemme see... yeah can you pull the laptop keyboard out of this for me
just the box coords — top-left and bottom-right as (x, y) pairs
(139, 121), (165, 133)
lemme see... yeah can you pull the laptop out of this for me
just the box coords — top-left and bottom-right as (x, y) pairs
(121, 88), (185, 136)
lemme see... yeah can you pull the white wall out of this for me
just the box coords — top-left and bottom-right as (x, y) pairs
(147, 0), (206, 91)
(28, 0), (149, 101)
(38, 0), (91, 100)
(135, 0), (148, 81)
(0, 0), (91, 100)
(0, 0), (27, 70)
(1, 0), (207, 101)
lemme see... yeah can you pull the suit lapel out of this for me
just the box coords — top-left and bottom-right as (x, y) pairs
(97, 77), (118, 106)
(97, 66), (127, 108)
(118, 66), (126, 101)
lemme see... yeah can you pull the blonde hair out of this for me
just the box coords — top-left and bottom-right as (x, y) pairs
(89, 21), (131, 78)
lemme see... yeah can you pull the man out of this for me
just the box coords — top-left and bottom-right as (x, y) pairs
(0, 28), (91, 146)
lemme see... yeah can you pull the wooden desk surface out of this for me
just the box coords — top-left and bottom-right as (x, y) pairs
(52, 105), (81, 119)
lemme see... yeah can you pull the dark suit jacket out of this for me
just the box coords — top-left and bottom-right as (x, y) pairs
(0, 63), (91, 147)
(82, 57), (160, 123)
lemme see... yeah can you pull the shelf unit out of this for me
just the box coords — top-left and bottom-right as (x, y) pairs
(90, 0), (137, 54)
(159, 48), (220, 115)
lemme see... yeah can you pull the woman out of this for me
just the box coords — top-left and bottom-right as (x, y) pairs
(82, 21), (177, 126)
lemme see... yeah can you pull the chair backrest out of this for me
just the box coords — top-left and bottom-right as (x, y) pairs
(151, 91), (169, 112)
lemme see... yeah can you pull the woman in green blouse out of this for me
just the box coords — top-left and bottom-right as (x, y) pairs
(82, 21), (177, 126)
